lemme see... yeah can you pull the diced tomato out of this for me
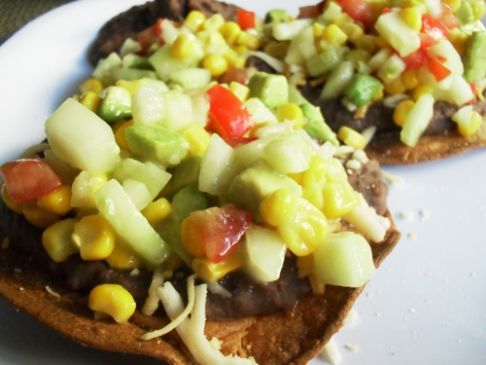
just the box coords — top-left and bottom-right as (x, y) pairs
(207, 84), (253, 146)
(181, 205), (252, 262)
(0, 159), (62, 204)
(439, 6), (459, 31)
(427, 57), (451, 81)
(220, 68), (251, 85)
(381, 7), (391, 14)
(137, 18), (164, 54)
(421, 14), (449, 40)
(237, 9), (256, 30)
(298, 2), (326, 18)
(404, 48), (429, 69)
(338, 0), (374, 27)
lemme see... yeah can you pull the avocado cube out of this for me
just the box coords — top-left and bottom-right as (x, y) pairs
(248, 72), (289, 109)
(345, 74), (382, 107)
(99, 86), (132, 123)
(464, 31), (486, 82)
(301, 102), (339, 145)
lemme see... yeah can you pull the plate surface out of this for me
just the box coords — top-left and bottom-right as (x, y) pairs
(0, 1), (485, 364)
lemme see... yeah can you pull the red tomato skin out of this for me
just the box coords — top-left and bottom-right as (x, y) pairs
(137, 18), (165, 54)
(207, 85), (252, 146)
(339, 0), (374, 27)
(427, 57), (451, 81)
(0, 159), (62, 204)
(421, 14), (449, 40)
(404, 48), (429, 69)
(237, 9), (256, 30)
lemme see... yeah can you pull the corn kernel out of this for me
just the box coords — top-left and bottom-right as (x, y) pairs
(322, 182), (359, 219)
(203, 54), (228, 77)
(393, 99), (415, 127)
(229, 81), (250, 102)
(106, 242), (141, 270)
(236, 32), (260, 50)
(384, 77), (407, 95)
(234, 45), (249, 55)
(113, 120), (134, 150)
(171, 33), (196, 60)
(192, 252), (242, 282)
(220, 21), (241, 45)
(203, 14), (225, 31)
(184, 10), (206, 32)
(444, 0), (462, 12)
(224, 49), (246, 69)
(400, 7), (422, 31)
(37, 186), (71, 215)
(72, 215), (115, 261)
(288, 172), (304, 185)
(412, 84), (433, 101)
(116, 79), (146, 95)
(23, 203), (60, 228)
(79, 78), (103, 94)
(472, 0), (485, 20)
(277, 103), (304, 127)
(355, 35), (379, 53)
(142, 198), (172, 224)
(1, 184), (23, 214)
(322, 24), (348, 46)
(312, 23), (326, 38)
(401, 69), (419, 90)
(181, 124), (211, 156)
(89, 284), (136, 323)
(41, 218), (77, 263)
(338, 126), (366, 149)
(340, 22), (364, 43)
(80, 91), (101, 112)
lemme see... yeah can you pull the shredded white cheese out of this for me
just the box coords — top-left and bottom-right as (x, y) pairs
(156, 281), (258, 365)
(142, 268), (165, 316)
(361, 126), (377, 146)
(45, 285), (61, 299)
(207, 281), (232, 298)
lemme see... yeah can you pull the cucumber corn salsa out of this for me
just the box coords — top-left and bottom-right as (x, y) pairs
(1, 8), (391, 365)
(256, 0), (486, 147)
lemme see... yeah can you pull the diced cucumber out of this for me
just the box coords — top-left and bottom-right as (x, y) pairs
(110, 67), (157, 82)
(160, 20), (180, 45)
(253, 121), (294, 139)
(125, 124), (189, 167)
(113, 158), (171, 199)
(377, 54), (406, 84)
(368, 48), (392, 72)
(288, 84), (307, 105)
(95, 179), (170, 267)
(243, 225), (286, 283)
(428, 39), (464, 76)
(436, 75), (475, 105)
(298, 26), (317, 59)
(266, 9), (290, 24)
(233, 138), (267, 168)
(319, 1), (342, 23)
(45, 98), (120, 172)
(122, 178), (152, 210)
(119, 38), (142, 56)
(92, 52), (122, 85)
(149, 44), (203, 81)
(345, 74), (383, 107)
(263, 131), (314, 174)
(170, 68), (211, 90)
(198, 134), (238, 196)
(400, 93), (435, 147)
(70, 171), (107, 209)
(132, 81), (167, 124)
(43, 148), (78, 184)
(452, 105), (483, 137)
(161, 156), (201, 198)
(375, 10), (421, 57)
(99, 86), (132, 123)
(285, 32), (306, 66)
(272, 19), (312, 41)
(320, 61), (354, 99)
(245, 98), (278, 125)
(248, 72), (289, 109)
(306, 47), (347, 77)
(301, 102), (339, 145)
(313, 232), (375, 288)
(191, 92), (210, 127)
(163, 90), (194, 132)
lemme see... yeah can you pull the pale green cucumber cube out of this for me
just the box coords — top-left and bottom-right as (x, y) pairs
(122, 178), (152, 210)
(170, 68), (211, 90)
(375, 11), (420, 57)
(263, 132), (314, 174)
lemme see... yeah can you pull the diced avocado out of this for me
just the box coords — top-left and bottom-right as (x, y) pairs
(265, 9), (289, 23)
(45, 98), (120, 173)
(455, 0), (475, 24)
(95, 179), (170, 267)
(99, 86), (132, 123)
(161, 156), (201, 198)
(125, 124), (188, 167)
(464, 31), (486, 82)
(306, 47), (347, 77)
(248, 72), (289, 108)
(301, 102), (339, 145)
(227, 164), (302, 218)
(122, 179), (152, 210)
(149, 44), (203, 81)
(320, 61), (354, 99)
(243, 225), (286, 283)
(345, 73), (382, 107)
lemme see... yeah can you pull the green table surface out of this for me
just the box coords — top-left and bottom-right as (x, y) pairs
(0, 0), (74, 44)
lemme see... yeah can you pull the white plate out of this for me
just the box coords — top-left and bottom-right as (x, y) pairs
(0, 1), (485, 364)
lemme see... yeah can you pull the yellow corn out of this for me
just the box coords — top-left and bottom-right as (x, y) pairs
(288, 172), (304, 185)
(80, 91), (101, 112)
(338, 126), (366, 149)
(322, 24), (348, 46)
(372, 87), (384, 102)
(181, 123), (211, 156)
(203, 54), (228, 77)
(203, 14), (225, 31)
(79, 78), (103, 94)
(220, 21), (241, 45)
(72, 215), (115, 261)
(106, 242), (141, 270)
(37, 186), (71, 215)
(236, 32), (260, 50)
(1, 184), (23, 214)
(400, 7), (422, 31)
(192, 252), (243, 282)
(88, 284), (136, 323)
(393, 99), (415, 127)
(224, 49), (246, 68)
(234, 45), (249, 55)
(412, 84), (433, 101)
(22, 203), (60, 228)
(277, 103), (304, 127)
(444, 0), (462, 12)
(384, 77), (407, 95)
(472, 0), (485, 20)
(339, 22), (364, 43)
(171, 33), (197, 60)
(355, 34), (379, 53)
(229, 81), (250, 102)
(312, 23), (326, 39)
(322, 182), (359, 219)
(260, 189), (327, 257)
(184, 10), (206, 32)
(401, 69), (419, 90)
(41, 218), (77, 263)
(457, 110), (483, 137)
(142, 198), (172, 224)
(116, 79), (147, 95)
(113, 120), (134, 150)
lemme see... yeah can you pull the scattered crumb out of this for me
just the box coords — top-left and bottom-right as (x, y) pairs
(419, 208), (431, 221)
(129, 268), (140, 277)
(374, 312), (381, 318)
(409, 307), (416, 314)
(18, 287), (25, 292)
(1, 237), (9, 249)
(45, 285), (61, 299)
(345, 159), (361, 171)
(344, 343), (358, 352)
(209, 337), (222, 351)
(397, 210), (414, 221)
(320, 338), (341, 365)
(407, 232), (417, 240)
(352, 149), (369, 164)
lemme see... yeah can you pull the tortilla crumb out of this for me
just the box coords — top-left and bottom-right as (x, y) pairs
(320, 337), (341, 365)
(129, 268), (140, 277)
(18, 287), (25, 292)
(45, 285), (61, 299)
(344, 343), (358, 352)
(397, 210), (414, 221)
(419, 208), (430, 221)
(1, 237), (10, 249)
(407, 232), (417, 240)
(209, 337), (222, 350)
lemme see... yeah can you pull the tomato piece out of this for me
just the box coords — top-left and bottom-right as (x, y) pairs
(220, 68), (251, 85)
(237, 9), (256, 30)
(404, 48), (429, 69)
(339, 0), (374, 27)
(137, 18), (164, 54)
(207, 84), (253, 146)
(181, 205), (252, 262)
(427, 57), (451, 81)
(298, 2), (326, 18)
(421, 14), (449, 40)
(440, 6), (459, 31)
(0, 159), (62, 204)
